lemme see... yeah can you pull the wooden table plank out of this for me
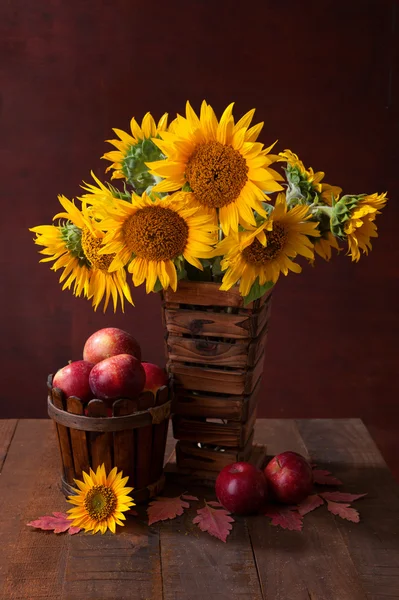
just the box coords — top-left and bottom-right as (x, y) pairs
(0, 419), (18, 472)
(0, 418), (398, 600)
(0, 420), (163, 600)
(247, 420), (368, 600)
(297, 419), (399, 600)
(159, 489), (263, 600)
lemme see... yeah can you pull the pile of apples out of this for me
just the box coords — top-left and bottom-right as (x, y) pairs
(215, 452), (314, 514)
(52, 327), (168, 411)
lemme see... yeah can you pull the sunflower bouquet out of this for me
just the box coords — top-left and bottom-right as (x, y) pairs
(30, 101), (387, 310)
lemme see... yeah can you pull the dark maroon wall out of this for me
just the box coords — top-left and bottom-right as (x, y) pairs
(1, 1), (397, 437)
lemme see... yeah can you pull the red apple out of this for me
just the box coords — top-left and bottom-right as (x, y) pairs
(215, 462), (268, 515)
(53, 360), (94, 402)
(89, 354), (145, 402)
(142, 362), (168, 394)
(83, 327), (141, 364)
(264, 451), (313, 504)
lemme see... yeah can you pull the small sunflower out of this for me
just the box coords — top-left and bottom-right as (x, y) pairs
(213, 193), (320, 296)
(67, 464), (134, 535)
(147, 100), (284, 235)
(102, 112), (169, 193)
(331, 192), (387, 261)
(98, 192), (217, 293)
(30, 195), (134, 312)
(313, 232), (341, 262)
(279, 149), (342, 206)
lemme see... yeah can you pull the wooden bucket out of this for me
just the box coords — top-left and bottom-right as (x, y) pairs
(47, 375), (171, 503)
(162, 281), (271, 475)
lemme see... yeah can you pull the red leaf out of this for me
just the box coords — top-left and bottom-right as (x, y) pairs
(181, 494), (199, 501)
(206, 501), (223, 507)
(297, 494), (324, 516)
(320, 492), (367, 503)
(264, 506), (303, 531)
(327, 501), (360, 523)
(193, 502), (234, 543)
(313, 469), (343, 486)
(147, 496), (190, 526)
(27, 512), (81, 535)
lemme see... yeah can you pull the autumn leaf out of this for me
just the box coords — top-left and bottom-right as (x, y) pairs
(206, 501), (223, 507)
(320, 492), (367, 503)
(313, 469), (343, 486)
(27, 512), (81, 535)
(297, 494), (324, 516)
(147, 495), (190, 526)
(181, 494), (199, 501)
(264, 506), (303, 531)
(326, 500), (360, 523)
(193, 501), (234, 543)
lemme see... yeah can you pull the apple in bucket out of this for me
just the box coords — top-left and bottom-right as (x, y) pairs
(89, 354), (146, 403)
(142, 362), (168, 394)
(264, 451), (313, 504)
(83, 327), (141, 364)
(52, 360), (94, 402)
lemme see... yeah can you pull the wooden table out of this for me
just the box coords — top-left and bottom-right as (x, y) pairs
(0, 419), (398, 600)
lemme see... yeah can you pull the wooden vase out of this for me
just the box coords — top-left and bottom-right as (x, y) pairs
(47, 375), (171, 503)
(161, 281), (271, 480)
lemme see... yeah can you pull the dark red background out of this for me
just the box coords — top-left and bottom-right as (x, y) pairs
(1, 2), (398, 470)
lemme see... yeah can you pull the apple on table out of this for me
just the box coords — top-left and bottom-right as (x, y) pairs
(215, 462), (268, 515)
(264, 451), (313, 504)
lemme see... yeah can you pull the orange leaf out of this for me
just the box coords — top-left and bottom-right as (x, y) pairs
(320, 492), (367, 503)
(147, 495), (190, 526)
(297, 494), (324, 516)
(313, 469), (343, 486)
(27, 512), (81, 535)
(264, 506), (303, 531)
(327, 501), (360, 523)
(193, 502), (234, 543)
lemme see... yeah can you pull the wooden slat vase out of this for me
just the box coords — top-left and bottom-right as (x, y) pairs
(47, 375), (171, 503)
(162, 281), (271, 476)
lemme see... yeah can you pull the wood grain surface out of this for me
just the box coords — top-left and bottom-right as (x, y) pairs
(1, 418), (398, 599)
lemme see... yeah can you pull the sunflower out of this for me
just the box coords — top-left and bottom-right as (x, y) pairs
(146, 101), (284, 235)
(66, 464), (134, 534)
(213, 193), (320, 296)
(313, 232), (341, 262)
(98, 191), (217, 293)
(102, 112), (169, 193)
(331, 192), (387, 261)
(30, 195), (134, 312)
(279, 149), (342, 206)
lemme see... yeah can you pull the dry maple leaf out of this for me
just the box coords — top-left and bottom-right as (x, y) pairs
(320, 491), (367, 503)
(264, 506), (303, 531)
(147, 495), (190, 526)
(326, 500), (360, 523)
(193, 502), (234, 543)
(297, 494), (324, 516)
(312, 469), (343, 486)
(27, 512), (81, 535)
(181, 494), (199, 501)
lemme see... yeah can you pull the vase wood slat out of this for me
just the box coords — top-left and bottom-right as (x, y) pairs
(162, 281), (271, 477)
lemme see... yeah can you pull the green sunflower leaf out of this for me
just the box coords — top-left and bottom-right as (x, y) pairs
(153, 278), (164, 293)
(243, 278), (274, 306)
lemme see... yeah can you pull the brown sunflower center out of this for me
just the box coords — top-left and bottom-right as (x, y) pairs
(84, 485), (117, 521)
(122, 206), (189, 261)
(81, 227), (115, 271)
(185, 141), (248, 208)
(242, 223), (287, 264)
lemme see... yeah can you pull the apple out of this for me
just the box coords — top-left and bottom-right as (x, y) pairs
(142, 362), (168, 394)
(264, 451), (313, 504)
(83, 327), (141, 364)
(89, 354), (145, 402)
(215, 462), (268, 515)
(53, 360), (94, 402)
